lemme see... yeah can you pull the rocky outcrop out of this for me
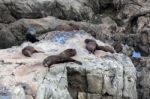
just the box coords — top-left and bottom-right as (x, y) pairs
(1, 0), (93, 21)
(0, 1), (16, 23)
(0, 0), (150, 98)
(0, 15), (121, 49)
(136, 57), (150, 99)
(0, 0), (149, 54)
(0, 31), (137, 99)
(0, 27), (16, 49)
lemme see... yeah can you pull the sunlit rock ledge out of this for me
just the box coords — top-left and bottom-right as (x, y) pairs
(0, 31), (137, 99)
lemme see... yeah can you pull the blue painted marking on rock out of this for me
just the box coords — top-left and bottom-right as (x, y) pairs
(53, 32), (74, 44)
(132, 51), (141, 59)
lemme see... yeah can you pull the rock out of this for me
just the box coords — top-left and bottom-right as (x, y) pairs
(26, 95), (33, 99)
(87, 73), (103, 93)
(0, 16), (119, 48)
(122, 44), (134, 56)
(78, 92), (86, 99)
(1, 0), (93, 21)
(0, 1), (16, 23)
(112, 41), (123, 53)
(11, 85), (26, 99)
(87, 93), (101, 99)
(137, 16), (150, 33)
(0, 31), (137, 99)
(136, 57), (150, 99)
(138, 44), (149, 55)
(0, 28), (16, 49)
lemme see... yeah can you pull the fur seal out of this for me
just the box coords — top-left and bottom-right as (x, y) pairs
(26, 33), (39, 43)
(43, 55), (82, 68)
(26, 27), (39, 43)
(85, 39), (115, 54)
(22, 46), (43, 57)
(97, 45), (115, 53)
(59, 49), (77, 57)
(84, 39), (97, 54)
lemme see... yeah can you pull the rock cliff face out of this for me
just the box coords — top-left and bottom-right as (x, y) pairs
(0, 0), (149, 99)
(0, 0), (150, 55)
(0, 31), (137, 99)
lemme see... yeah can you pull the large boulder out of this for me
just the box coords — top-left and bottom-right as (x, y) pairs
(0, 28), (16, 49)
(0, 1), (16, 23)
(0, 16), (120, 48)
(0, 31), (137, 99)
(2, 0), (93, 21)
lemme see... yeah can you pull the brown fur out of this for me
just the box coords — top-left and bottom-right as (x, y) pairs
(59, 49), (77, 57)
(22, 46), (43, 57)
(85, 39), (97, 54)
(97, 45), (115, 53)
(85, 39), (115, 54)
(43, 55), (82, 68)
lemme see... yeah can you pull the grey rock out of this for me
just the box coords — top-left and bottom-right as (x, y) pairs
(0, 31), (137, 99)
(0, 28), (16, 49)
(87, 73), (103, 94)
(2, 0), (93, 21)
(0, 1), (16, 23)
(11, 85), (26, 99)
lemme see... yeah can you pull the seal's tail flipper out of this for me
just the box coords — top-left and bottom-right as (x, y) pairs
(34, 50), (45, 53)
(97, 46), (115, 53)
(71, 59), (82, 65)
(74, 60), (82, 65)
(37, 51), (45, 53)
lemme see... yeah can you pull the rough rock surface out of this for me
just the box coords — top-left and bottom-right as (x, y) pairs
(1, 0), (93, 21)
(0, 31), (137, 99)
(136, 57), (150, 99)
(0, 0), (150, 99)
(0, 16), (117, 48)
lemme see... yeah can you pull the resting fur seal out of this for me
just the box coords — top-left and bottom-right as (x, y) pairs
(26, 33), (39, 43)
(97, 45), (115, 53)
(43, 55), (82, 68)
(85, 39), (97, 54)
(26, 27), (39, 43)
(22, 46), (43, 57)
(59, 49), (76, 57)
(85, 39), (115, 54)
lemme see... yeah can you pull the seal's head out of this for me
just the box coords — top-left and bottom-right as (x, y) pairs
(43, 56), (52, 67)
